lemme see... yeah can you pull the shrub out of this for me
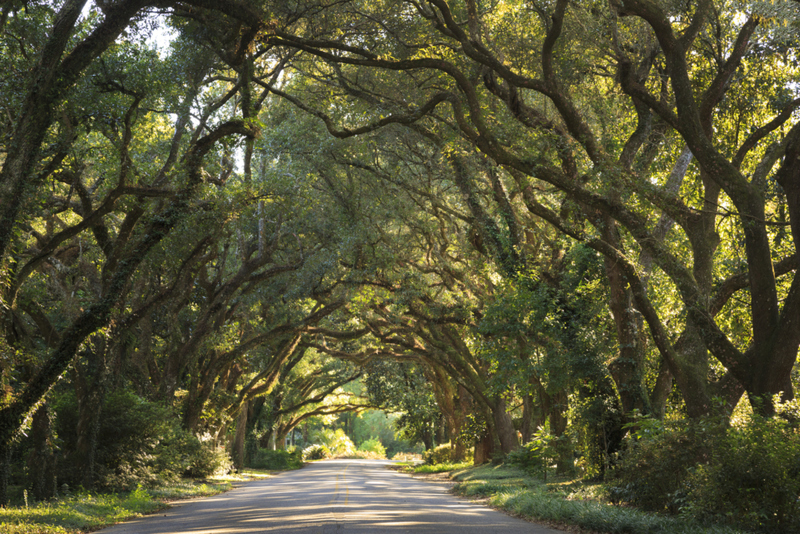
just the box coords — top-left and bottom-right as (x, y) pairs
(302, 444), (330, 461)
(385, 439), (424, 459)
(415, 461), (473, 473)
(608, 410), (800, 533)
(150, 426), (205, 481)
(249, 448), (303, 470)
(507, 428), (558, 477)
(53, 389), (217, 489)
(682, 416), (800, 533)
(318, 429), (356, 456)
(607, 417), (717, 513)
(422, 443), (453, 465)
(507, 444), (545, 473)
(358, 438), (386, 458)
(338, 450), (385, 459)
(185, 434), (233, 478)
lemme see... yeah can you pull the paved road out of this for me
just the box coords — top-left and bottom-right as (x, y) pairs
(99, 459), (560, 534)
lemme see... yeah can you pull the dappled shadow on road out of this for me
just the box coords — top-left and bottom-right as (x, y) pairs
(102, 459), (554, 533)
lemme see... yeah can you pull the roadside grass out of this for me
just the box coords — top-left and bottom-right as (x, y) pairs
(438, 463), (748, 534)
(238, 468), (278, 478)
(389, 460), (469, 473)
(412, 461), (473, 474)
(0, 479), (235, 534)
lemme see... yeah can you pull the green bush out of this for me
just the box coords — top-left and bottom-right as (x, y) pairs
(249, 448), (303, 470)
(184, 435), (233, 479)
(452, 464), (744, 534)
(682, 417), (800, 533)
(608, 411), (800, 533)
(607, 417), (717, 513)
(507, 428), (558, 476)
(385, 438), (424, 459)
(318, 429), (355, 456)
(507, 443), (546, 473)
(302, 444), (330, 461)
(358, 438), (386, 457)
(149, 426), (203, 481)
(422, 443), (453, 465)
(53, 389), (217, 489)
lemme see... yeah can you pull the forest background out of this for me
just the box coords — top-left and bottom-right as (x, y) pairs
(1, 0), (800, 532)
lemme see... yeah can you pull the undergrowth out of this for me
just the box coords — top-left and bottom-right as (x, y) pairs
(450, 464), (748, 534)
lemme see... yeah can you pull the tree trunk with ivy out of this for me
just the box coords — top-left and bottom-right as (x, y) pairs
(28, 404), (57, 501)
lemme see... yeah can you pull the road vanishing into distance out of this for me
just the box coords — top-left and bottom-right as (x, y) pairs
(99, 459), (561, 534)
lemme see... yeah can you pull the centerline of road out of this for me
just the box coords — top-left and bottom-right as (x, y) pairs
(330, 462), (350, 524)
(97, 459), (562, 533)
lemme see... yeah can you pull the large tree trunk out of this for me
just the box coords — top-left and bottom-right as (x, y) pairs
(649, 357), (674, 419)
(274, 425), (288, 451)
(28, 404), (57, 501)
(72, 340), (109, 489)
(435, 416), (446, 446)
(603, 221), (651, 417)
(490, 396), (519, 454)
(182, 363), (218, 433)
(473, 432), (493, 465)
(230, 403), (248, 471)
(452, 385), (471, 461)
(431, 368), (458, 457)
(671, 323), (715, 418)
(0, 442), (11, 506)
(422, 427), (434, 451)
(521, 393), (534, 445)
(669, 173), (721, 418)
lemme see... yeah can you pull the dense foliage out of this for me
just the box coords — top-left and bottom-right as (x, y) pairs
(609, 409), (800, 532)
(0, 0), (799, 531)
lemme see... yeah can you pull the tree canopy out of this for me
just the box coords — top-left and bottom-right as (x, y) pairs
(0, 0), (799, 522)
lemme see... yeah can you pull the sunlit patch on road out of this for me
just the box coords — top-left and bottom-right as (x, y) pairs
(99, 459), (560, 533)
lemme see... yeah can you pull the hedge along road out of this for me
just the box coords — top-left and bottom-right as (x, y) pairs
(99, 459), (561, 534)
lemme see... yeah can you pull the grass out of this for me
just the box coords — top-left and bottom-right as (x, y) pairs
(0, 479), (235, 534)
(446, 464), (749, 534)
(412, 461), (473, 474)
(387, 460), (471, 474)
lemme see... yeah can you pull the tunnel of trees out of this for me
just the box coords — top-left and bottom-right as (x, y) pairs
(1, 0), (799, 528)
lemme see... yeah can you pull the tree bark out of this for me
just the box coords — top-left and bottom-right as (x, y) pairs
(71, 337), (109, 489)
(473, 432), (493, 465)
(0, 443), (10, 506)
(490, 396), (519, 454)
(28, 404), (57, 501)
(231, 403), (248, 471)
(604, 242), (652, 417)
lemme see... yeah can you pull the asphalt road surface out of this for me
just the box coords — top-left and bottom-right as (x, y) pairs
(99, 459), (561, 534)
